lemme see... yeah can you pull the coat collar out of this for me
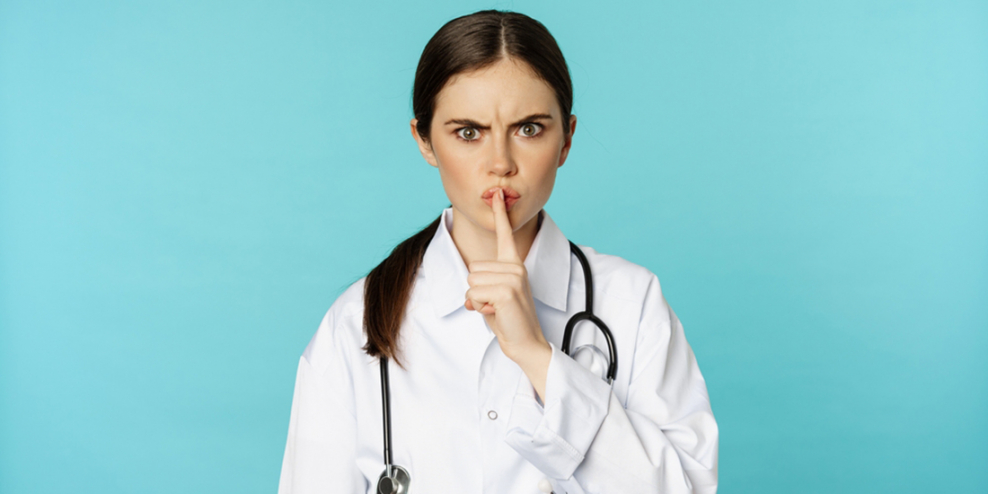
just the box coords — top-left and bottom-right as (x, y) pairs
(421, 207), (572, 318)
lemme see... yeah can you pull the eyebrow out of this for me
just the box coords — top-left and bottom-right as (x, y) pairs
(443, 113), (553, 129)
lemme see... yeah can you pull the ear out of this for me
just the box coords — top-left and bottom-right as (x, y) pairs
(557, 114), (577, 168)
(410, 118), (439, 168)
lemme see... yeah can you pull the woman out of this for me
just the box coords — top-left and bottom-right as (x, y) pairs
(278, 9), (718, 494)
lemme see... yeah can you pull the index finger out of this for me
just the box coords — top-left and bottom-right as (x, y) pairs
(492, 188), (520, 263)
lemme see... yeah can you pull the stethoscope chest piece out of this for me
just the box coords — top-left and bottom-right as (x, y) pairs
(377, 465), (410, 494)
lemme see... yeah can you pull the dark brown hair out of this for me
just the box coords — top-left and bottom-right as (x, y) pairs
(362, 9), (573, 367)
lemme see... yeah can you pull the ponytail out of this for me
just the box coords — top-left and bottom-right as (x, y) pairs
(361, 210), (445, 368)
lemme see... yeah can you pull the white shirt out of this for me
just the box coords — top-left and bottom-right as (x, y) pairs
(278, 207), (718, 494)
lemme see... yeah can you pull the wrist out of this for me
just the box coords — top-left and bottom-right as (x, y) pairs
(509, 340), (552, 401)
(507, 339), (551, 366)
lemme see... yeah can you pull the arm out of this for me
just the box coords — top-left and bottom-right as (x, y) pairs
(278, 311), (366, 494)
(504, 274), (719, 493)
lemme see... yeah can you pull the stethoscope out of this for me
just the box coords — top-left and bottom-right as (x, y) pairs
(375, 240), (617, 494)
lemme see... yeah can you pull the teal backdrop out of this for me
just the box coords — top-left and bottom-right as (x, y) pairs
(1, 1), (985, 492)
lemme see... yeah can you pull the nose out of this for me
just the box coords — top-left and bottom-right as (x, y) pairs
(487, 133), (517, 177)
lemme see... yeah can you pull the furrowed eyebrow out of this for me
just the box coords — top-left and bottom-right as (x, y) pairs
(443, 113), (553, 129)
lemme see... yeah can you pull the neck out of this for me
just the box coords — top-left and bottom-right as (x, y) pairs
(449, 208), (543, 267)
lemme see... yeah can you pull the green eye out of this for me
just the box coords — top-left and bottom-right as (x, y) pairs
(458, 127), (479, 140)
(520, 123), (542, 137)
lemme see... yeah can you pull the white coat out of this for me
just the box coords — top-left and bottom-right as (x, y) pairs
(278, 207), (718, 494)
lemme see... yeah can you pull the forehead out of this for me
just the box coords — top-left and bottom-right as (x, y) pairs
(433, 58), (559, 119)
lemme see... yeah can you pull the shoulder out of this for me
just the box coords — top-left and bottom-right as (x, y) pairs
(301, 276), (369, 373)
(574, 244), (664, 306)
(573, 244), (674, 339)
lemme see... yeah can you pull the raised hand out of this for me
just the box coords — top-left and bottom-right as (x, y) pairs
(464, 188), (551, 398)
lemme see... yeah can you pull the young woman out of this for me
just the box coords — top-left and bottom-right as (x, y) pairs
(278, 10), (718, 494)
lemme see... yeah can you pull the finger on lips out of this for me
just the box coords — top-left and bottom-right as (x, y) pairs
(465, 188), (520, 314)
(492, 188), (520, 263)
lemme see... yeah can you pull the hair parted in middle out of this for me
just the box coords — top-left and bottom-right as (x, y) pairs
(363, 9), (574, 367)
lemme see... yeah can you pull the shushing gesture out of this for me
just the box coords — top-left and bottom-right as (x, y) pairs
(464, 188), (552, 395)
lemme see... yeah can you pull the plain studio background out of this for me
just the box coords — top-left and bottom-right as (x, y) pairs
(1, 1), (985, 492)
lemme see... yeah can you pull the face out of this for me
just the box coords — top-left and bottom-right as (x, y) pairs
(411, 57), (577, 235)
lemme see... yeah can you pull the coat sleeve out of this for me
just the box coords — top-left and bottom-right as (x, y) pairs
(278, 309), (366, 494)
(504, 273), (719, 494)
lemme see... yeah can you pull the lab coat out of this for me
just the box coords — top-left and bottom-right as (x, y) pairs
(278, 207), (718, 494)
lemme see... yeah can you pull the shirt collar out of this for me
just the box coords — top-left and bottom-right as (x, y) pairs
(422, 207), (572, 318)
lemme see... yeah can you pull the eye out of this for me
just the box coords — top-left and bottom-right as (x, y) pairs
(456, 127), (480, 141)
(519, 123), (543, 137)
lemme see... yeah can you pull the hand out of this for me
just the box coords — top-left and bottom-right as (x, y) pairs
(464, 189), (551, 393)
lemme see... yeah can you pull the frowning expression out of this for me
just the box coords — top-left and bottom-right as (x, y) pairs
(411, 57), (577, 235)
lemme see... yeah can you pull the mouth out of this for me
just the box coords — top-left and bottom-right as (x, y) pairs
(482, 186), (520, 211)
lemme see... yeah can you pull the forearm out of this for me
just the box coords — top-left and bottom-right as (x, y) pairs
(509, 340), (552, 402)
(503, 340), (718, 493)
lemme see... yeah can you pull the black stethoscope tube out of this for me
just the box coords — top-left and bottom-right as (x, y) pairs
(561, 241), (618, 383)
(379, 356), (394, 474)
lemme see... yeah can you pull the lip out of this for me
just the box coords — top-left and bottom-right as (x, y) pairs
(482, 186), (520, 211)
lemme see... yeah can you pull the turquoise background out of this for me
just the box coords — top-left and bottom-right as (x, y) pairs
(1, 1), (985, 492)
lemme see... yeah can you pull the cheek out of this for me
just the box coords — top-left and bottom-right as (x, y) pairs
(432, 136), (477, 170)
(434, 148), (475, 199)
(527, 147), (562, 200)
(534, 145), (561, 166)
(533, 168), (558, 200)
(519, 142), (562, 176)
(518, 129), (564, 161)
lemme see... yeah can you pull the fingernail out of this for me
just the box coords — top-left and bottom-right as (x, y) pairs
(498, 188), (504, 201)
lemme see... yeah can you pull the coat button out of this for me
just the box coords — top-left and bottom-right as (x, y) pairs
(538, 477), (553, 493)
(487, 410), (498, 420)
